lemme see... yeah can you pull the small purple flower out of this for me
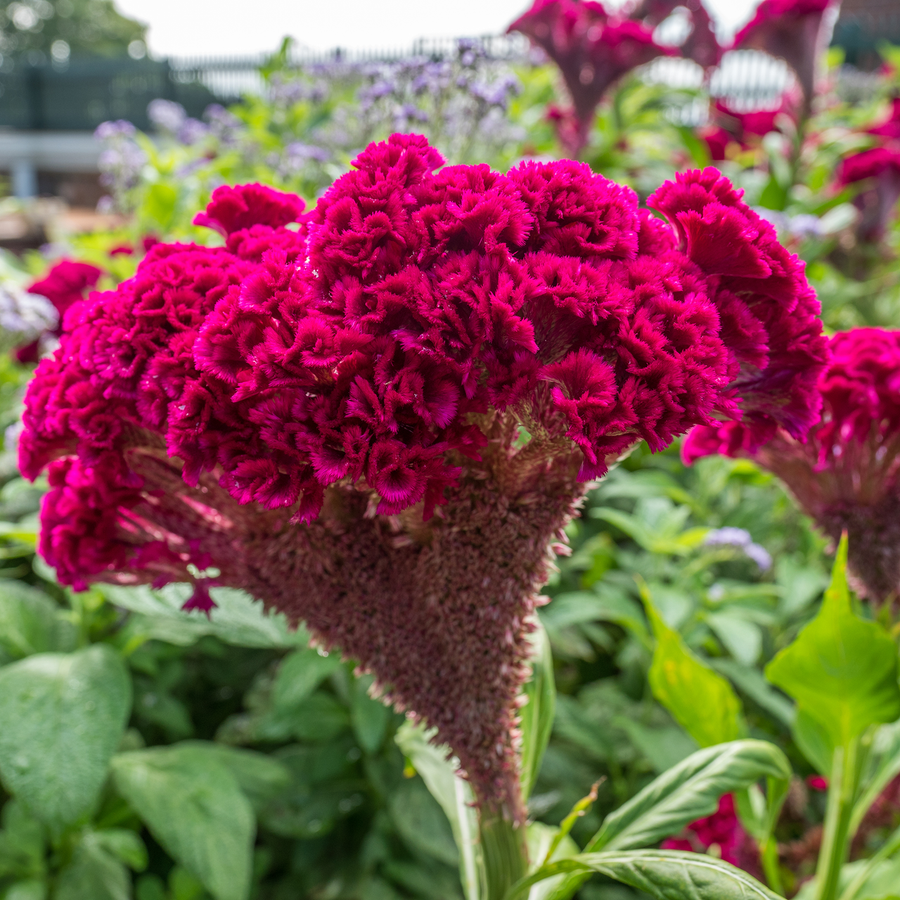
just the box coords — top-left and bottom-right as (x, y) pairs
(148, 99), (187, 134)
(704, 528), (772, 571)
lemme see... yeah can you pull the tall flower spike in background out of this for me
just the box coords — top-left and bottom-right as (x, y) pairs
(683, 328), (900, 606)
(508, 0), (671, 156)
(732, 0), (841, 121)
(20, 137), (827, 835)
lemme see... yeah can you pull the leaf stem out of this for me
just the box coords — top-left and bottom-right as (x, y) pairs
(815, 740), (861, 900)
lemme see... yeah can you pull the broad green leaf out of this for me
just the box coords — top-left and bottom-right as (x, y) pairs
(793, 708), (834, 776)
(712, 659), (795, 729)
(93, 828), (147, 871)
(388, 777), (458, 867)
(54, 833), (130, 900)
(0, 646), (131, 832)
(176, 742), (291, 813)
(766, 536), (900, 748)
(707, 612), (762, 666)
(519, 621), (555, 801)
(586, 740), (791, 853)
(271, 648), (341, 710)
(351, 675), (392, 755)
(0, 581), (74, 659)
(590, 507), (707, 556)
(101, 584), (310, 649)
(111, 744), (255, 900)
(0, 800), (45, 882)
(505, 850), (783, 900)
(5, 880), (46, 900)
(643, 585), (744, 747)
(395, 720), (481, 900)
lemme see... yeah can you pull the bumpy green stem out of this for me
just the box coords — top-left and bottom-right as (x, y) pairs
(481, 814), (529, 900)
(815, 741), (861, 900)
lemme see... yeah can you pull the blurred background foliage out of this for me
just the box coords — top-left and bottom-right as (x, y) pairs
(0, 15), (900, 900)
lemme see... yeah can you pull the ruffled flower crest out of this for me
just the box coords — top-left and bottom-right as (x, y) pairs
(20, 138), (826, 820)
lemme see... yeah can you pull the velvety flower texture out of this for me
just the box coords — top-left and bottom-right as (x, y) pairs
(732, 0), (839, 119)
(684, 328), (900, 604)
(15, 260), (102, 363)
(21, 136), (826, 821)
(509, 0), (670, 155)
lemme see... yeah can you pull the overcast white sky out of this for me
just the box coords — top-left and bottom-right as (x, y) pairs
(114, 0), (761, 58)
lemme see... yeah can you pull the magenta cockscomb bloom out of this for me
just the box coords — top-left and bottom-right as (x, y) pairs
(15, 260), (103, 363)
(838, 146), (900, 243)
(662, 794), (763, 878)
(509, 0), (671, 155)
(635, 0), (722, 70)
(868, 98), (900, 142)
(733, 0), (839, 119)
(21, 136), (826, 822)
(684, 328), (900, 604)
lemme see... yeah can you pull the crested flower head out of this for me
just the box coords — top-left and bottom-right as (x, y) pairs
(509, 0), (670, 154)
(685, 328), (900, 604)
(733, 0), (839, 118)
(20, 139), (826, 820)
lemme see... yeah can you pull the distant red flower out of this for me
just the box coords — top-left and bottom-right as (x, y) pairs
(635, 0), (722, 70)
(662, 794), (763, 877)
(20, 141), (826, 823)
(838, 147), (900, 242)
(15, 260), (102, 363)
(868, 97), (900, 142)
(733, 0), (840, 119)
(509, 0), (671, 155)
(685, 328), (900, 605)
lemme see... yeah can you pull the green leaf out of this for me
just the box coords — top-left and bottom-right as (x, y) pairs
(851, 720), (900, 834)
(101, 584), (310, 649)
(110, 744), (255, 900)
(643, 583), (744, 747)
(54, 833), (130, 900)
(586, 740), (791, 853)
(92, 828), (148, 872)
(351, 675), (391, 755)
(766, 536), (900, 748)
(388, 777), (459, 867)
(0, 646), (131, 832)
(505, 850), (783, 900)
(5, 880), (47, 900)
(176, 742), (291, 814)
(395, 721), (481, 900)
(519, 621), (555, 801)
(271, 648), (341, 710)
(0, 582), (74, 659)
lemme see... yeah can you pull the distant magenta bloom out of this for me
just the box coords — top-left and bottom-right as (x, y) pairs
(15, 260), (102, 363)
(20, 136), (826, 822)
(662, 794), (762, 877)
(732, 0), (839, 119)
(509, 0), (671, 155)
(685, 328), (900, 604)
(838, 146), (900, 243)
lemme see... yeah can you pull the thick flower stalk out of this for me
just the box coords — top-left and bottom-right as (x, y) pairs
(732, 0), (840, 121)
(508, 0), (671, 156)
(21, 136), (826, 825)
(684, 328), (900, 605)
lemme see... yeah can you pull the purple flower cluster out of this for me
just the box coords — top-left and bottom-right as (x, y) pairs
(20, 136), (826, 819)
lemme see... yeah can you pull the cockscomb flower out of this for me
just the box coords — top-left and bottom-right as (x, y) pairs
(509, 0), (670, 155)
(733, 0), (840, 119)
(634, 0), (722, 71)
(662, 794), (762, 878)
(20, 137), (826, 823)
(684, 328), (900, 605)
(15, 260), (102, 363)
(838, 146), (900, 243)
(868, 97), (900, 142)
